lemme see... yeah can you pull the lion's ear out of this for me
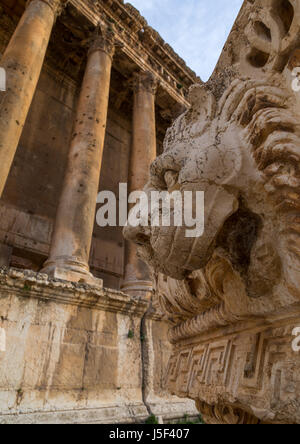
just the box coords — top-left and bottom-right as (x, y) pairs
(211, 0), (300, 83)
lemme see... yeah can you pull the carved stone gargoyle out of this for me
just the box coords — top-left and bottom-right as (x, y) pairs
(124, 0), (300, 424)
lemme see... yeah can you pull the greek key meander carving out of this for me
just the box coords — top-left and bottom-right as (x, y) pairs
(124, 0), (300, 424)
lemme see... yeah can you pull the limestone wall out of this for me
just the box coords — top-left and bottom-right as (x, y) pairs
(0, 269), (197, 424)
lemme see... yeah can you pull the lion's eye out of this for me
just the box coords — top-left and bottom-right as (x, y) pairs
(164, 170), (179, 190)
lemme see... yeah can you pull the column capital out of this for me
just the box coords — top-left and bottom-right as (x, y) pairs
(26, 0), (66, 16)
(132, 71), (158, 95)
(88, 24), (116, 59)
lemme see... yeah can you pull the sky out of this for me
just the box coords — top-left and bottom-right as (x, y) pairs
(128, 0), (244, 81)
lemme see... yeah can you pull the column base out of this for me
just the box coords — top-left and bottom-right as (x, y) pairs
(121, 280), (153, 299)
(41, 257), (103, 288)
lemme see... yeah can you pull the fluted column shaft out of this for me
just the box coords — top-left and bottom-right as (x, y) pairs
(122, 71), (158, 297)
(42, 28), (115, 286)
(0, 0), (62, 195)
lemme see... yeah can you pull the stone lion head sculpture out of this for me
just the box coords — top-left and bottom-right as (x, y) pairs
(124, 0), (300, 329)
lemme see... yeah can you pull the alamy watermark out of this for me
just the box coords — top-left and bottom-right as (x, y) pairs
(0, 328), (6, 352)
(291, 67), (300, 92)
(96, 183), (204, 238)
(0, 67), (6, 92)
(292, 327), (300, 353)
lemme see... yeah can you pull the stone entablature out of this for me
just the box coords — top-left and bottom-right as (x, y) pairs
(71, 0), (197, 99)
(0, 0), (197, 107)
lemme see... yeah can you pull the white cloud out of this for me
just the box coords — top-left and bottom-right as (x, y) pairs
(128, 0), (244, 81)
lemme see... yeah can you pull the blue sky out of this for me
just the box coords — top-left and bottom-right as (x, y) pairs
(129, 0), (244, 81)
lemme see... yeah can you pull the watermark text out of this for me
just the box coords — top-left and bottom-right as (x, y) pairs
(96, 183), (205, 238)
(0, 67), (6, 92)
(0, 328), (6, 352)
(292, 327), (300, 352)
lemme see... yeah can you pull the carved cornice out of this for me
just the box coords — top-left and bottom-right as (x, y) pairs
(98, 1), (196, 81)
(132, 71), (158, 95)
(0, 268), (149, 316)
(88, 24), (116, 59)
(123, 3), (196, 81)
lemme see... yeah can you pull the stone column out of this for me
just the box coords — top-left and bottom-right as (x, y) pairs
(41, 27), (115, 286)
(0, 0), (62, 196)
(122, 71), (158, 298)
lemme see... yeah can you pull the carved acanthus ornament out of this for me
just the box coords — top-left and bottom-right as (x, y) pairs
(88, 24), (116, 59)
(132, 71), (158, 95)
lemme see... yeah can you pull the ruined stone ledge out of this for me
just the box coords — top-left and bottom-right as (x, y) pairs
(0, 399), (198, 424)
(0, 267), (149, 316)
(0, 402), (149, 424)
(0, 277), (197, 424)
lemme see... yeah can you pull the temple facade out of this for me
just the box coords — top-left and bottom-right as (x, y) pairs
(3, 0), (300, 426)
(0, 0), (198, 424)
